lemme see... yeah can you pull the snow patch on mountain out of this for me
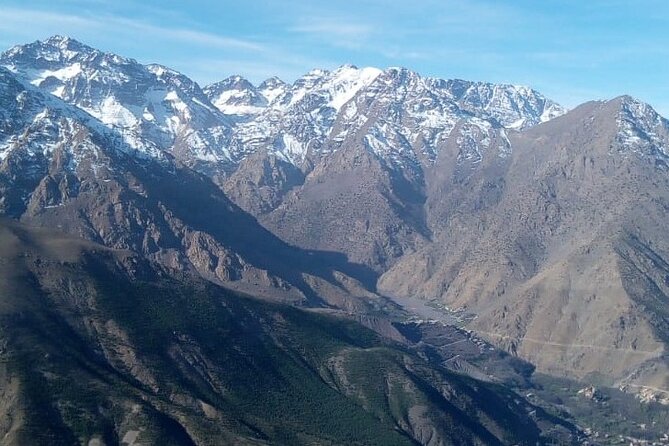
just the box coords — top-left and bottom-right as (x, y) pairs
(615, 96), (669, 160)
(258, 77), (288, 103)
(456, 118), (494, 164)
(204, 75), (268, 118)
(25, 63), (83, 90)
(2, 36), (572, 171)
(0, 67), (164, 169)
(0, 37), (231, 167)
(326, 65), (382, 110)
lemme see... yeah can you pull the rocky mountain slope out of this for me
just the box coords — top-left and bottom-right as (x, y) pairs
(379, 96), (669, 395)
(0, 36), (565, 276)
(0, 218), (580, 445)
(0, 66), (382, 311)
(0, 35), (233, 173)
(3, 35), (669, 406)
(204, 50), (668, 398)
(221, 66), (564, 270)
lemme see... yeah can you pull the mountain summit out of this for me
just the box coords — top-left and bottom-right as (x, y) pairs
(1, 36), (565, 171)
(1, 36), (232, 168)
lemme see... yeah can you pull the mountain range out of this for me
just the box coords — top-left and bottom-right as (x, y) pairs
(1, 35), (669, 444)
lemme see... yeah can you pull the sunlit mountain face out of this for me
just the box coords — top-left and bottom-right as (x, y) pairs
(0, 35), (668, 445)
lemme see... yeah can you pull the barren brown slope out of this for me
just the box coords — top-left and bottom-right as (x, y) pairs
(257, 142), (430, 272)
(223, 68), (532, 273)
(379, 97), (669, 395)
(0, 219), (580, 445)
(0, 67), (384, 312)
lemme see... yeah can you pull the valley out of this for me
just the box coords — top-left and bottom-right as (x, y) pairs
(0, 34), (668, 444)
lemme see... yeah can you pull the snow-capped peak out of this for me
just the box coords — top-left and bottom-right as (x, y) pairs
(423, 78), (567, 130)
(41, 35), (75, 51)
(2, 36), (129, 68)
(0, 67), (164, 165)
(146, 64), (183, 79)
(381, 66), (422, 82)
(207, 75), (255, 92)
(2, 36), (569, 172)
(271, 64), (382, 111)
(326, 65), (382, 110)
(614, 95), (669, 160)
(222, 63), (569, 167)
(258, 76), (287, 103)
(204, 76), (267, 118)
(0, 36), (232, 167)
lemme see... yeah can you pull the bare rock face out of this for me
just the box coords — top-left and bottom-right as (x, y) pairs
(2, 38), (564, 275)
(379, 97), (669, 393)
(261, 143), (430, 271)
(222, 151), (304, 215)
(0, 67), (382, 311)
(225, 67), (553, 271)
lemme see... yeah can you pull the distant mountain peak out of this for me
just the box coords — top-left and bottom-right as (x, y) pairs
(32, 35), (104, 57)
(257, 76), (288, 104)
(0, 36), (233, 167)
(1, 35), (138, 72)
(609, 95), (669, 160)
(44, 34), (74, 44)
(204, 76), (267, 118)
(615, 94), (662, 118)
(42, 34), (87, 50)
(0, 67), (164, 169)
(259, 76), (286, 88)
(2, 36), (571, 170)
(145, 63), (184, 78)
(214, 75), (256, 90)
(305, 67), (329, 77)
(380, 66), (420, 81)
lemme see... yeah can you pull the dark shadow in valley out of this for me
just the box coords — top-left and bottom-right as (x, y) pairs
(125, 155), (380, 301)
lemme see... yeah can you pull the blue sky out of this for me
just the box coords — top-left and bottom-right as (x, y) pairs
(1, 0), (668, 114)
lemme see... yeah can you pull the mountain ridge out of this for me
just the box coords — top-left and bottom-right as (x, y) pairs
(1, 36), (567, 171)
(0, 65), (387, 315)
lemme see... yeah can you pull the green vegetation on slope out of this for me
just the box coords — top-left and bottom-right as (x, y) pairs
(0, 220), (579, 445)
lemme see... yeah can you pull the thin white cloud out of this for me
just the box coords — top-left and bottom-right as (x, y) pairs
(178, 51), (341, 86)
(110, 17), (265, 52)
(289, 17), (373, 49)
(291, 20), (371, 40)
(0, 6), (338, 88)
(0, 8), (96, 31)
(0, 7), (264, 52)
